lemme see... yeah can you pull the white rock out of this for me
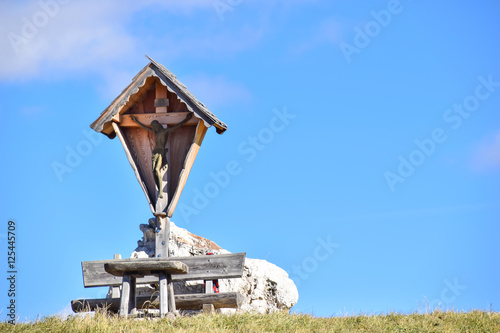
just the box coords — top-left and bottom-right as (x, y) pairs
(220, 258), (299, 313)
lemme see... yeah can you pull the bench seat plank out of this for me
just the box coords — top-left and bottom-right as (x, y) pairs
(71, 292), (242, 312)
(104, 260), (188, 277)
(82, 252), (245, 287)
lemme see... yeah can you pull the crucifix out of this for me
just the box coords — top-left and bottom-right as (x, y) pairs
(130, 113), (193, 200)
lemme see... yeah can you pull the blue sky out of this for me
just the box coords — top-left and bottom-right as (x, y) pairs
(1, 0), (499, 321)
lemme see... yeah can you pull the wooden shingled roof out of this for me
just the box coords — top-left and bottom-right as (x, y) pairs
(90, 56), (227, 138)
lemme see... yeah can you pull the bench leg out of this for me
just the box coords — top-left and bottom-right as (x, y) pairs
(159, 273), (176, 318)
(203, 304), (215, 314)
(167, 274), (176, 312)
(205, 280), (214, 294)
(119, 274), (136, 317)
(130, 276), (137, 315)
(159, 272), (168, 318)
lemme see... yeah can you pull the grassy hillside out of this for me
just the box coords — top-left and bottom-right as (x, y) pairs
(1, 310), (499, 332)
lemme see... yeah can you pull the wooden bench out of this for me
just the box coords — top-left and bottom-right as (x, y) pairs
(72, 252), (246, 317)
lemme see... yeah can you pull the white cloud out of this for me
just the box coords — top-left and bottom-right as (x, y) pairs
(182, 74), (252, 108)
(140, 0), (213, 13)
(0, 0), (137, 80)
(151, 26), (265, 62)
(471, 129), (500, 171)
(0, 0), (314, 87)
(291, 18), (343, 54)
(20, 105), (45, 117)
(0, 0), (263, 83)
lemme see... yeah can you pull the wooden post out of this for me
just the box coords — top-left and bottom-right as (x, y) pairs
(205, 280), (214, 294)
(155, 81), (169, 212)
(204, 253), (215, 313)
(203, 304), (215, 314)
(118, 274), (136, 317)
(155, 81), (168, 113)
(155, 214), (173, 317)
(167, 274), (176, 312)
(159, 272), (168, 318)
(155, 215), (169, 258)
(129, 276), (137, 316)
(110, 254), (121, 298)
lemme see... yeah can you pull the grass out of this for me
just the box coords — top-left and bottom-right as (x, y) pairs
(1, 310), (499, 332)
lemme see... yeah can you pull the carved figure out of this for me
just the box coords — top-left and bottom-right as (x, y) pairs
(131, 113), (193, 199)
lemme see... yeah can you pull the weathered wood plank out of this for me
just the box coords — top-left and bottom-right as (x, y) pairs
(104, 260), (188, 276)
(120, 126), (157, 209)
(119, 113), (196, 127)
(167, 121), (207, 217)
(155, 81), (168, 113)
(159, 272), (168, 317)
(118, 112), (197, 126)
(166, 125), (196, 212)
(82, 253), (246, 287)
(129, 276), (137, 316)
(119, 274), (135, 317)
(203, 304), (215, 314)
(111, 122), (155, 213)
(165, 292), (244, 311)
(205, 280), (214, 294)
(72, 292), (242, 313)
(156, 215), (171, 316)
(167, 89), (189, 113)
(167, 274), (176, 312)
(154, 215), (168, 258)
(109, 254), (121, 298)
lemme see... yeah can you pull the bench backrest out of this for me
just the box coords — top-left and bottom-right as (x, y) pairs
(82, 252), (246, 287)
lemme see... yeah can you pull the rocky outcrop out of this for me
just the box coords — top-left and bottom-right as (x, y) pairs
(132, 218), (229, 259)
(220, 258), (299, 313)
(129, 220), (299, 313)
